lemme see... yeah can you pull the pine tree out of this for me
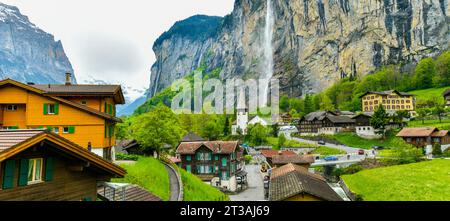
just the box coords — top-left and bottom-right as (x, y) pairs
(304, 94), (314, 114)
(370, 105), (390, 139)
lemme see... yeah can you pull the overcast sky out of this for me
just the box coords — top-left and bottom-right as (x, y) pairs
(2, 0), (235, 100)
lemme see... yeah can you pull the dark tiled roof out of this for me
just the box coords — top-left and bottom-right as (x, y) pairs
(177, 141), (239, 155)
(0, 130), (44, 152)
(326, 115), (355, 124)
(32, 84), (121, 94)
(261, 150), (297, 159)
(360, 90), (415, 98)
(97, 185), (162, 201)
(272, 155), (315, 165)
(269, 164), (342, 201)
(181, 132), (206, 142)
(397, 127), (438, 137)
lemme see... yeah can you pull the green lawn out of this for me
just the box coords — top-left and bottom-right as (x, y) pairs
(409, 87), (449, 102)
(342, 160), (450, 201)
(407, 118), (450, 130)
(332, 132), (407, 150)
(112, 157), (171, 201)
(267, 137), (318, 148)
(312, 146), (346, 156)
(178, 168), (230, 201)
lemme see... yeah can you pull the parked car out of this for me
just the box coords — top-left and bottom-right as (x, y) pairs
(324, 156), (339, 161)
(318, 140), (326, 145)
(358, 149), (365, 155)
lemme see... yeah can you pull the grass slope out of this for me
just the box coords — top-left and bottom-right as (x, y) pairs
(409, 87), (449, 101)
(332, 132), (406, 150)
(312, 146), (346, 156)
(112, 157), (170, 201)
(178, 168), (230, 201)
(408, 118), (450, 130)
(342, 160), (450, 201)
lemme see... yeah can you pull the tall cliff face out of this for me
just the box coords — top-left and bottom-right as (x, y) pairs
(149, 0), (450, 99)
(0, 3), (75, 84)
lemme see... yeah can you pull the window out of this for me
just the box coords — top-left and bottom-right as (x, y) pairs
(53, 127), (59, 134)
(63, 127), (75, 134)
(6, 105), (18, 111)
(186, 165), (191, 173)
(222, 157), (227, 167)
(81, 101), (87, 105)
(214, 155), (219, 161)
(28, 158), (43, 184)
(63, 127), (69, 134)
(186, 155), (192, 161)
(44, 103), (59, 115)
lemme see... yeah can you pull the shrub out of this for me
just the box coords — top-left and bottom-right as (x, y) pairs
(116, 153), (139, 161)
(244, 155), (253, 164)
(432, 143), (443, 157)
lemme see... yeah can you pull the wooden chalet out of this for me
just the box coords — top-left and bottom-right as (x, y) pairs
(269, 164), (342, 201)
(0, 130), (126, 201)
(297, 111), (355, 135)
(397, 127), (450, 147)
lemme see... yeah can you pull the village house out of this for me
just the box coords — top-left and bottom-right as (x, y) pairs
(261, 150), (297, 167)
(360, 90), (415, 112)
(176, 134), (245, 192)
(271, 154), (315, 169)
(444, 89), (450, 107)
(352, 112), (403, 139)
(297, 111), (355, 135)
(268, 163), (342, 201)
(0, 130), (126, 201)
(0, 76), (125, 161)
(397, 128), (450, 152)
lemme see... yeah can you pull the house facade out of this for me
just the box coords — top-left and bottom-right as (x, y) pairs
(360, 90), (415, 112)
(297, 111), (355, 135)
(176, 140), (245, 192)
(0, 130), (126, 201)
(397, 127), (450, 148)
(0, 76), (125, 160)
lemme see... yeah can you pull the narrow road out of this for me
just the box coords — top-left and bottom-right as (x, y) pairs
(282, 131), (362, 154)
(230, 165), (266, 201)
(164, 164), (181, 201)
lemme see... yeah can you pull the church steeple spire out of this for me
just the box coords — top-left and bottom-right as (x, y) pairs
(237, 87), (248, 112)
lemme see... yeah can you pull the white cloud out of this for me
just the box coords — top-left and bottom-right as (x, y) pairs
(1, 0), (235, 100)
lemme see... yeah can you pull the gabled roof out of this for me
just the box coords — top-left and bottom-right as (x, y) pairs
(181, 132), (206, 142)
(176, 141), (239, 155)
(269, 164), (342, 201)
(261, 150), (297, 159)
(302, 111), (337, 121)
(31, 84), (125, 104)
(0, 79), (122, 122)
(272, 155), (315, 165)
(431, 130), (449, 137)
(325, 115), (355, 124)
(396, 127), (438, 137)
(359, 90), (415, 98)
(0, 130), (126, 177)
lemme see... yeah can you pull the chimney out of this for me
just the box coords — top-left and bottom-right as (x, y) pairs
(27, 82), (35, 85)
(65, 72), (72, 85)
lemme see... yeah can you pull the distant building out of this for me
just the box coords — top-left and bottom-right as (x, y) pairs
(444, 89), (450, 107)
(0, 130), (125, 201)
(296, 111), (355, 135)
(352, 112), (403, 139)
(268, 164), (342, 201)
(397, 127), (450, 149)
(231, 89), (270, 135)
(360, 90), (415, 112)
(176, 138), (245, 192)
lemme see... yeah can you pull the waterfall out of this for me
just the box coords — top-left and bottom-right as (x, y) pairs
(261, 0), (274, 107)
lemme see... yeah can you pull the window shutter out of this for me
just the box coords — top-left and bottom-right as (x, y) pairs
(108, 104), (113, 115)
(47, 126), (53, 131)
(104, 125), (108, 138)
(18, 159), (29, 187)
(54, 103), (59, 115)
(68, 126), (75, 134)
(43, 104), (48, 115)
(45, 157), (54, 181)
(2, 160), (15, 189)
(104, 102), (107, 113)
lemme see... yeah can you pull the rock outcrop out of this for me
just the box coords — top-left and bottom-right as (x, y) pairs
(0, 2), (75, 84)
(149, 0), (450, 99)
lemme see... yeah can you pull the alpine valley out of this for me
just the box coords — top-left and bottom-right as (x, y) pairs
(148, 0), (450, 99)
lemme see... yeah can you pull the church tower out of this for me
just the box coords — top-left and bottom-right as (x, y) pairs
(236, 88), (249, 135)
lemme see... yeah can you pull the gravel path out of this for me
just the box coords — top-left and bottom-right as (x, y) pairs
(164, 164), (181, 201)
